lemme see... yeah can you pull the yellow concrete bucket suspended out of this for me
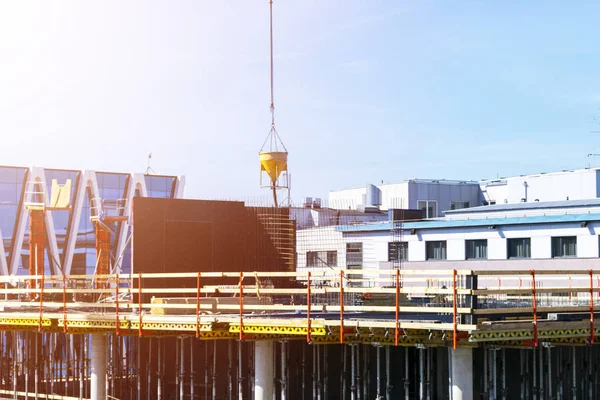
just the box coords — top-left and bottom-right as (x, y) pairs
(259, 126), (288, 187)
(259, 151), (287, 183)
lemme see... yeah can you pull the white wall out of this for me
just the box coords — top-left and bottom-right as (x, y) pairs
(298, 220), (600, 273)
(378, 183), (409, 210)
(328, 187), (365, 209)
(483, 169), (599, 205)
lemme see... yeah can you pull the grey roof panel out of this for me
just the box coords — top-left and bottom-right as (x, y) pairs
(445, 198), (600, 214)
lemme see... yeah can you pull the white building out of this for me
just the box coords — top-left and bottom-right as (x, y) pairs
(327, 167), (600, 217)
(296, 199), (600, 283)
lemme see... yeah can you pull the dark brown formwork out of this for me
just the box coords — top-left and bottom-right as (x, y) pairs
(132, 198), (297, 289)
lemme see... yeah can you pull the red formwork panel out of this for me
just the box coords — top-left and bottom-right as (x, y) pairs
(132, 198), (296, 288)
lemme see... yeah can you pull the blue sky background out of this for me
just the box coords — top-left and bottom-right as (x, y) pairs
(1, 1), (600, 202)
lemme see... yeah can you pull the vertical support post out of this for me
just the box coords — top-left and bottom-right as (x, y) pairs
(34, 333), (38, 400)
(147, 337), (152, 400)
(350, 345), (356, 400)
(450, 347), (473, 400)
(157, 338), (162, 400)
(531, 270), (538, 347)
(323, 345), (328, 400)
(572, 347), (577, 400)
(547, 346), (552, 400)
(395, 269), (400, 346)
(181, 338), (185, 400)
(176, 338), (180, 398)
(254, 341), (274, 400)
(313, 345), (317, 400)
(239, 272), (244, 341)
(376, 345), (381, 400)
(356, 344), (361, 400)
(492, 349), (497, 400)
(533, 348), (537, 400)
(590, 270), (595, 344)
(404, 348), (410, 400)
(342, 345), (347, 400)
(317, 345), (322, 400)
(501, 349), (506, 400)
(385, 346), (391, 400)
(115, 273), (120, 336)
(196, 272), (201, 338)
(419, 348), (425, 400)
(237, 340), (243, 400)
(212, 341), (217, 400)
(191, 338), (196, 400)
(483, 348), (488, 398)
(80, 335), (84, 400)
(228, 340), (233, 400)
(138, 273), (143, 337)
(90, 334), (107, 400)
(453, 269), (458, 349)
(307, 271), (311, 343)
(281, 341), (287, 400)
(340, 271), (345, 344)
(539, 345), (544, 400)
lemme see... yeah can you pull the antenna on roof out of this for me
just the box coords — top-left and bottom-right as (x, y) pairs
(145, 152), (155, 175)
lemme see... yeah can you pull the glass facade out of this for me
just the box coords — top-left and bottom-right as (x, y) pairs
(0, 166), (181, 276)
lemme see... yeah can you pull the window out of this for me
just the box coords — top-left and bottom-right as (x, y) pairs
(388, 242), (408, 261)
(426, 241), (447, 260)
(450, 201), (470, 210)
(418, 200), (437, 218)
(508, 238), (531, 259)
(483, 201), (497, 206)
(552, 237), (577, 258)
(466, 239), (487, 259)
(346, 242), (363, 269)
(306, 251), (337, 268)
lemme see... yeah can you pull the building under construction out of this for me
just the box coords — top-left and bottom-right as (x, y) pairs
(0, 165), (599, 400)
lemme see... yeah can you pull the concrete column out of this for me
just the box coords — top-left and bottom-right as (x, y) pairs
(451, 347), (473, 400)
(255, 341), (274, 400)
(91, 334), (107, 400)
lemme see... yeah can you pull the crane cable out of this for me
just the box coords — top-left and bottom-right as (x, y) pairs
(270, 0), (275, 128)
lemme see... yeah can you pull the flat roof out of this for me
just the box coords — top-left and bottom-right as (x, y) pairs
(446, 198), (600, 215)
(334, 212), (600, 233)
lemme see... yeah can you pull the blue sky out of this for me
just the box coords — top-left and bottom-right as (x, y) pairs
(1, 1), (600, 203)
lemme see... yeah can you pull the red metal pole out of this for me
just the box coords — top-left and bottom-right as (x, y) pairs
(395, 269), (400, 346)
(196, 272), (201, 338)
(453, 269), (458, 350)
(307, 271), (312, 343)
(340, 271), (344, 344)
(531, 270), (538, 347)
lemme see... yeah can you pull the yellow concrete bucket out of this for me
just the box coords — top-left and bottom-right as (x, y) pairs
(259, 151), (288, 183)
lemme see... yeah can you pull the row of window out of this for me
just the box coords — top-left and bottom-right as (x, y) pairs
(304, 236), (579, 268)
(388, 236), (577, 261)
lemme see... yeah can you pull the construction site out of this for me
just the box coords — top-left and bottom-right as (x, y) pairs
(2, 2), (600, 400)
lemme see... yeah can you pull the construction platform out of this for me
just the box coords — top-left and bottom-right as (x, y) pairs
(0, 268), (597, 348)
